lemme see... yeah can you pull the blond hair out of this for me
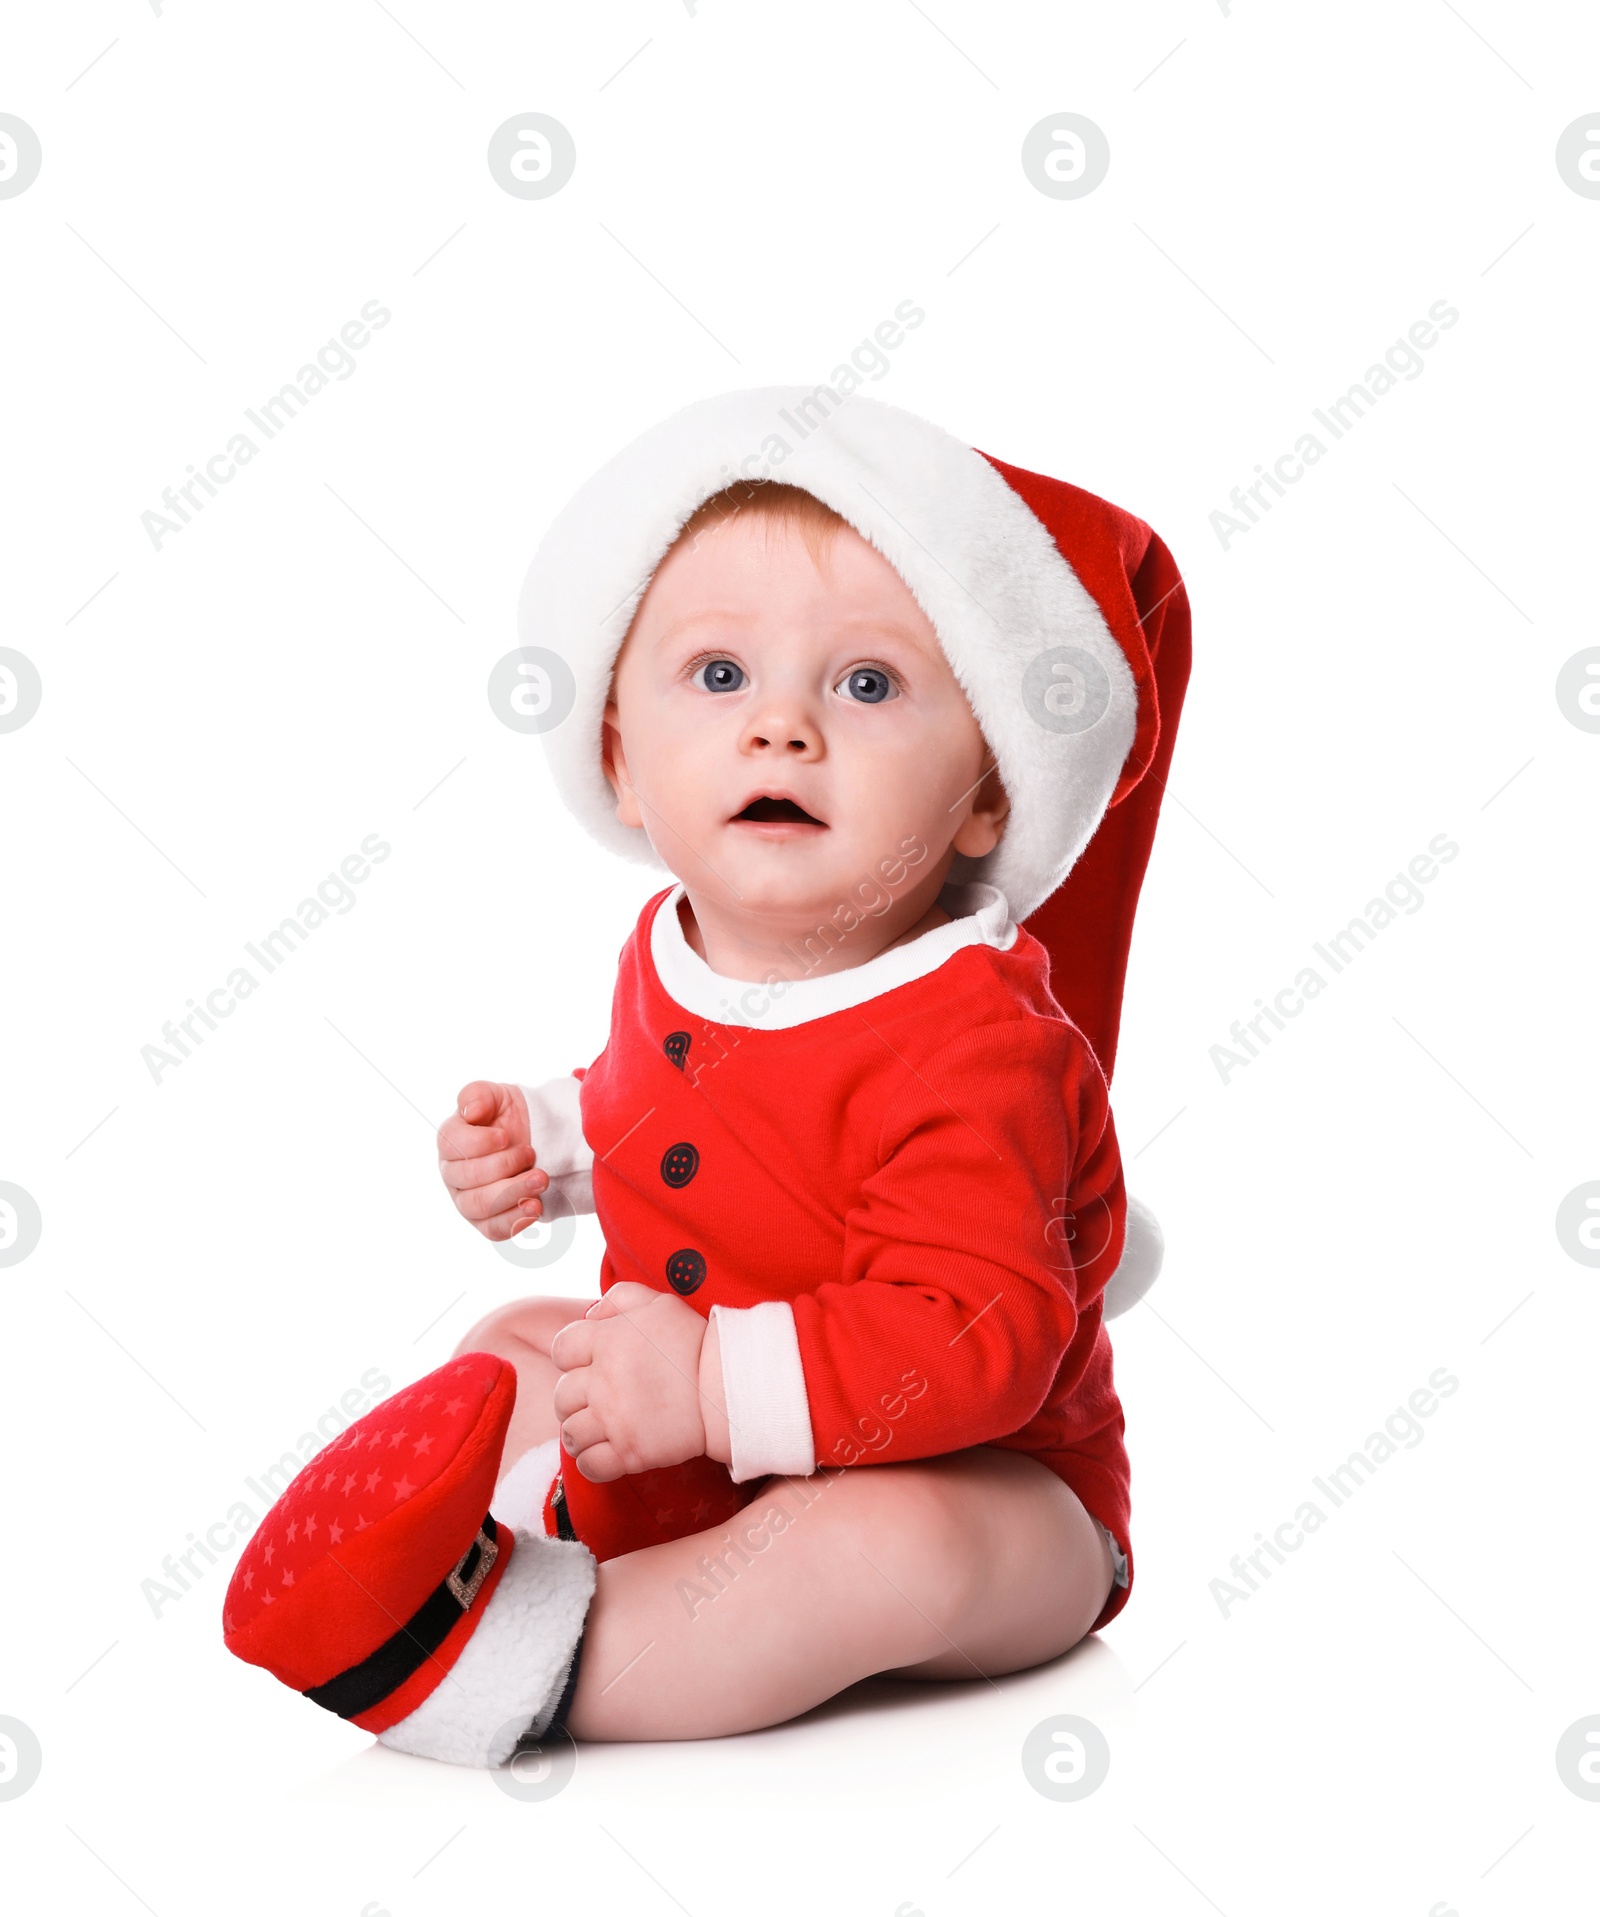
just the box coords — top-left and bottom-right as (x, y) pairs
(672, 480), (849, 570)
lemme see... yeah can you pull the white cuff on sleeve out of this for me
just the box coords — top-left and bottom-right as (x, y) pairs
(711, 1300), (816, 1483)
(517, 1076), (596, 1218)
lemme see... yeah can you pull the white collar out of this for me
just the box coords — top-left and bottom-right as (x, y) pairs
(649, 881), (1017, 1031)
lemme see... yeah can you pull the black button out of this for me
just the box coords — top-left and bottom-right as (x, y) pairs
(663, 1031), (691, 1070)
(660, 1142), (699, 1188)
(665, 1248), (706, 1296)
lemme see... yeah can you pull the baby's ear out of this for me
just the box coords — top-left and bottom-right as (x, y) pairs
(601, 703), (644, 830)
(952, 761), (1009, 858)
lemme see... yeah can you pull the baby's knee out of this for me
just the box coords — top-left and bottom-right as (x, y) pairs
(452, 1293), (590, 1361)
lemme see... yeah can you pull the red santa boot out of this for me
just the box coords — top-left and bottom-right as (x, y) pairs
(223, 1353), (596, 1767)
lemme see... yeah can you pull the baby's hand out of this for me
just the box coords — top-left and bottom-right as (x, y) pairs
(436, 1081), (549, 1241)
(550, 1282), (718, 1482)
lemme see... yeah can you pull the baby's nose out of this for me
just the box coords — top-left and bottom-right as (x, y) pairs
(741, 704), (822, 756)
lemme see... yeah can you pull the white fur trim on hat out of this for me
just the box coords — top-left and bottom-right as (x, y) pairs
(376, 1529), (596, 1768)
(520, 389), (1139, 922)
(1103, 1194), (1164, 1318)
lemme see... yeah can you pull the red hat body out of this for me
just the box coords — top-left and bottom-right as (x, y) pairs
(982, 453), (1193, 1079)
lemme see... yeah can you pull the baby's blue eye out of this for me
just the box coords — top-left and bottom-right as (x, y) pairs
(696, 659), (745, 693)
(839, 667), (895, 704)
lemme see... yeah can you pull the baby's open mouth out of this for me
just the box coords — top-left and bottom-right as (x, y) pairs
(732, 796), (827, 827)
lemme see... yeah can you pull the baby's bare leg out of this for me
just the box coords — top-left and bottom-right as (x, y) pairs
(454, 1307), (1114, 1740)
(567, 1448), (1115, 1742)
(453, 1295), (593, 1468)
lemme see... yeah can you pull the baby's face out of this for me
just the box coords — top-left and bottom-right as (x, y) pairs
(603, 509), (1007, 929)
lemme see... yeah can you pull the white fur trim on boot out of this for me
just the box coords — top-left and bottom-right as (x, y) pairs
(1102, 1194), (1164, 1318)
(376, 1529), (597, 1768)
(491, 1438), (562, 1533)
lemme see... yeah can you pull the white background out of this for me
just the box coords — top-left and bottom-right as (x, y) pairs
(3, 2), (1597, 1911)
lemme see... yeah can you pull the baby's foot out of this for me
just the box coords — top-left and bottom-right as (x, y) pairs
(223, 1352), (595, 1767)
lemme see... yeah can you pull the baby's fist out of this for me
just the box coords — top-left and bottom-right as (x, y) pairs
(550, 1284), (713, 1481)
(437, 1081), (548, 1241)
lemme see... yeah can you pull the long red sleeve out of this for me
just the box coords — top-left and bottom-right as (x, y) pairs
(792, 1016), (1124, 1470)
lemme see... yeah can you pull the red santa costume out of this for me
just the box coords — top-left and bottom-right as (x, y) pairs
(223, 388), (1190, 1768)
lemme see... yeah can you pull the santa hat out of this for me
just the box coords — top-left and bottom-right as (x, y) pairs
(223, 1353), (596, 1767)
(520, 388), (1191, 1085)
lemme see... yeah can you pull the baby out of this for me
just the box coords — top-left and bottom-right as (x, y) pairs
(223, 391), (1189, 1765)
